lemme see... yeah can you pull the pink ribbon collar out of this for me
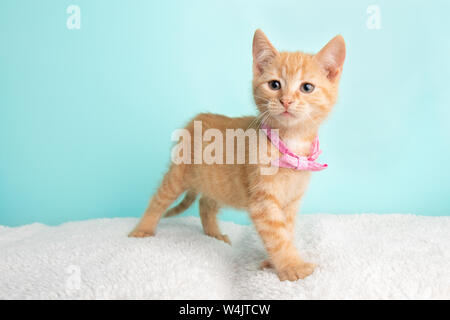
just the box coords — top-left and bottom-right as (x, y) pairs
(261, 123), (328, 171)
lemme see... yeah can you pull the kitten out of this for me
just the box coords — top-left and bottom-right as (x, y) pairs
(129, 29), (346, 281)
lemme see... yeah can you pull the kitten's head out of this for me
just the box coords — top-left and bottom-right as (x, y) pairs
(252, 29), (346, 129)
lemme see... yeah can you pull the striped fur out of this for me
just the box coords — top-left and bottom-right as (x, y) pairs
(129, 30), (345, 281)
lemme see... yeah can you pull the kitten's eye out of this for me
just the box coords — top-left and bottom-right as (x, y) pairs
(268, 80), (281, 90)
(300, 82), (315, 93)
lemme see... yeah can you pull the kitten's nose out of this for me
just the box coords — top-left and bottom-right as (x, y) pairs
(280, 99), (293, 109)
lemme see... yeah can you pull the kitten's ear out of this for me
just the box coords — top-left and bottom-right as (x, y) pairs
(252, 29), (279, 76)
(314, 35), (346, 81)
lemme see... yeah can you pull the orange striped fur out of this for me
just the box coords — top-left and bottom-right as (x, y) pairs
(129, 30), (345, 281)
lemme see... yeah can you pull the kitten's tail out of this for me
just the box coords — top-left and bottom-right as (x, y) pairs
(164, 190), (197, 217)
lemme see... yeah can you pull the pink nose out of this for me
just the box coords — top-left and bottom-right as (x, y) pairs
(280, 99), (293, 109)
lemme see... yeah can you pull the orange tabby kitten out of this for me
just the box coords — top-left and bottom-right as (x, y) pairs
(129, 29), (345, 281)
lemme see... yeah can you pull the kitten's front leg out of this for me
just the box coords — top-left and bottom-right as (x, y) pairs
(260, 196), (303, 270)
(250, 191), (315, 281)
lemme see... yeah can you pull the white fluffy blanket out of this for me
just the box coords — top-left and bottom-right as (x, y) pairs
(1, 214), (449, 299)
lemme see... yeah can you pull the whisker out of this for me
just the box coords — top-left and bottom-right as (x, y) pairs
(247, 109), (269, 130)
(256, 111), (270, 129)
(259, 111), (272, 130)
(253, 95), (272, 102)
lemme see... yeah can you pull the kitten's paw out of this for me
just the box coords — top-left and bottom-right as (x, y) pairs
(260, 259), (274, 269)
(277, 262), (316, 281)
(209, 234), (231, 245)
(128, 229), (155, 238)
(217, 234), (231, 245)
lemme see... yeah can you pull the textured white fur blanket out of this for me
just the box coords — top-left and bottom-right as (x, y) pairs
(0, 214), (449, 299)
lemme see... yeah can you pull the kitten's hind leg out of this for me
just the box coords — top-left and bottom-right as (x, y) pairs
(129, 164), (185, 238)
(199, 196), (230, 245)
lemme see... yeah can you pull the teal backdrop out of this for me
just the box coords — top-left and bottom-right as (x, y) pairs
(1, 0), (449, 226)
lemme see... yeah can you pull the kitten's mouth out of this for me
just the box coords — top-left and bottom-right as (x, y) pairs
(280, 111), (294, 117)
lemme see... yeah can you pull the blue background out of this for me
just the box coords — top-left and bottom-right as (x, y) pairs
(1, 0), (449, 226)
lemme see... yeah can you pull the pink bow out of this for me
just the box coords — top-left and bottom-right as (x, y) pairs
(261, 124), (328, 171)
